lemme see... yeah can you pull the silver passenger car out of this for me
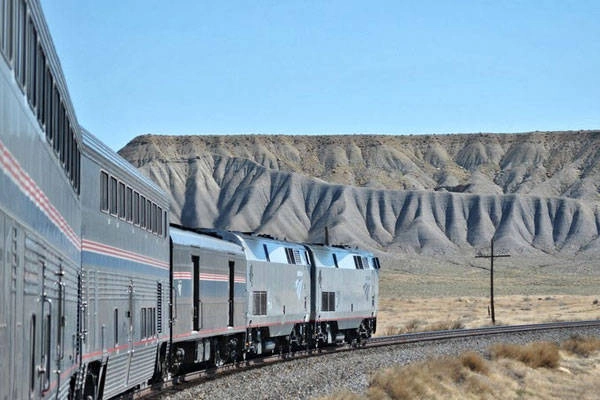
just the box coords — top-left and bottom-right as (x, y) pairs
(1, 1), (82, 398)
(79, 130), (170, 399)
(170, 225), (247, 367)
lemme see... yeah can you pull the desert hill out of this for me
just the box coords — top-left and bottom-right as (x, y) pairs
(119, 131), (600, 255)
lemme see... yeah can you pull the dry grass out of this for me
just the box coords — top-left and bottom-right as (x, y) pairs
(319, 339), (600, 400)
(382, 318), (464, 335)
(561, 335), (600, 357)
(490, 342), (560, 369)
(376, 295), (600, 337)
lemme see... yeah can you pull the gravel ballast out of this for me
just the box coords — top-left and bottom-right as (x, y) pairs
(160, 325), (600, 400)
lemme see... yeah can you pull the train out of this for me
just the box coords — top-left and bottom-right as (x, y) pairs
(0, 1), (380, 399)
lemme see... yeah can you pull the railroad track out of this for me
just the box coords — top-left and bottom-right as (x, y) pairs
(136, 320), (600, 399)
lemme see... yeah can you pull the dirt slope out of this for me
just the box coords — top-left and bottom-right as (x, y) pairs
(119, 131), (600, 255)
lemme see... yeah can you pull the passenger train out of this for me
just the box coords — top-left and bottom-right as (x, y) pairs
(0, 1), (380, 399)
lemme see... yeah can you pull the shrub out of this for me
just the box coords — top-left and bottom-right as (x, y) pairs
(490, 342), (560, 369)
(561, 335), (600, 357)
(460, 351), (489, 375)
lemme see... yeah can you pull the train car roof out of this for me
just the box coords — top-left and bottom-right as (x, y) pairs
(170, 226), (244, 255)
(194, 228), (309, 263)
(304, 243), (378, 270)
(81, 129), (167, 203)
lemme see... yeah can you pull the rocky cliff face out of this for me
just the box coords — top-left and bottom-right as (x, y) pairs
(119, 131), (600, 255)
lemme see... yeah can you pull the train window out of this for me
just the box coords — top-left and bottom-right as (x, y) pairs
(60, 112), (67, 166)
(321, 292), (336, 312)
(35, 41), (44, 125)
(15, 0), (25, 88)
(152, 203), (158, 234)
(1, 0), (14, 62)
(133, 192), (140, 225)
(66, 125), (72, 176)
(100, 172), (109, 211)
(373, 257), (381, 270)
(70, 135), (77, 184)
(51, 86), (59, 151)
(140, 308), (146, 339)
(263, 244), (270, 262)
(285, 248), (301, 264)
(25, 15), (35, 108)
(118, 182), (125, 219)
(126, 187), (133, 222)
(149, 308), (155, 336)
(163, 210), (168, 238)
(77, 145), (81, 194)
(252, 291), (267, 315)
(332, 253), (339, 268)
(114, 309), (119, 345)
(353, 255), (364, 269)
(0, 0), (5, 59)
(110, 177), (117, 215)
(157, 207), (162, 236)
(146, 199), (151, 231)
(140, 195), (146, 228)
(44, 67), (51, 135)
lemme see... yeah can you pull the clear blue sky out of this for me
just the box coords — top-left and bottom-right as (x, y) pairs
(40, 1), (600, 151)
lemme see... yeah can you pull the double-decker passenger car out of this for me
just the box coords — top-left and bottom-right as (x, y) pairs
(78, 129), (170, 399)
(1, 3), (381, 398)
(1, 0), (82, 398)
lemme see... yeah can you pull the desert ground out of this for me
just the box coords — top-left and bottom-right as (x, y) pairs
(323, 254), (600, 399)
(320, 338), (600, 400)
(376, 254), (600, 334)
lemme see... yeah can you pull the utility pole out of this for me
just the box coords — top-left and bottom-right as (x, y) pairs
(475, 238), (510, 325)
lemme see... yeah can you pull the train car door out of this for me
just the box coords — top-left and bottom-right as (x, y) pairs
(0, 216), (12, 400)
(192, 255), (200, 331)
(125, 281), (135, 384)
(4, 223), (26, 400)
(228, 261), (234, 327)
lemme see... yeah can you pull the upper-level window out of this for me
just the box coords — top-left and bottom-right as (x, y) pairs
(98, 171), (167, 235)
(133, 192), (140, 225)
(118, 182), (125, 219)
(126, 187), (132, 222)
(140, 195), (146, 228)
(109, 177), (117, 215)
(1, 0), (14, 62)
(146, 199), (151, 232)
(100, 172), (109, 212)
(151, 203), (157, 234)
(157, 206), (163, 236)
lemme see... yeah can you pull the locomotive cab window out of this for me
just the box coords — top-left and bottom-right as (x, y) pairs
(285, 248), (301, 264)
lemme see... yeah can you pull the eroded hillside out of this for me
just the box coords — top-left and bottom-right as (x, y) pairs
(119, 131), (600, 255)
